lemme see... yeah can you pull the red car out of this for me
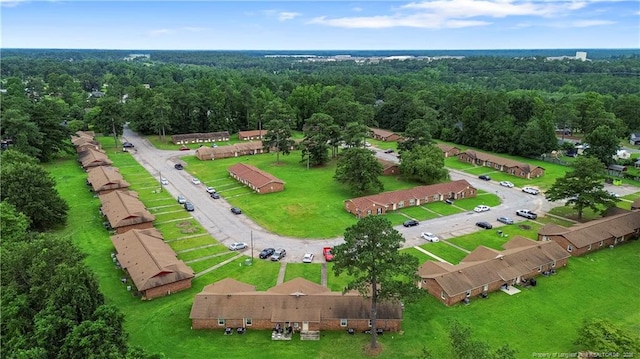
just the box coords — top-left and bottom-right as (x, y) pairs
(323, 247), (334, 262)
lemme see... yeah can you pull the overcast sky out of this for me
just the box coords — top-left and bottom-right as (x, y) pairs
(1, 0), (639, 50)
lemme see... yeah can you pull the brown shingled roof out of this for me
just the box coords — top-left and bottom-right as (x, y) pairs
(228, 163), (284, 190)
(539, 210), (640, 248)
(110, 229), (194, 291)
(195, 141), (264, 157)
(99, 190), (155, 229)
(190, 278), (402, 323)
(461, 150), (544, 174)
(239, 130), (268, 138)
(419, 237), (569, 296)
(369, 128), (397, 138)
(78, 148), (113, 168)
(86, 166), (130, 193)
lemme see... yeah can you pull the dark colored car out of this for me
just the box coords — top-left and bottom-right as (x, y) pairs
(384, 149), (394, 154)
(210, 192), (220, 199)
(445, 199), (454, 205)
(403, 219), (419, 227)
(123, 142), (134, 148)
(231, 207), (242, 215)
(479, 175), (491, 181)
(476, 221), (493, 229)
(174, 163), (184, 170)
(270, 248), (286, 261)
(184, 202), (195, 212)
(259, 248), (275, 259)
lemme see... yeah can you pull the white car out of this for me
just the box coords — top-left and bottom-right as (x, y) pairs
(191, 178), (201, 185)
(421, 232), (440, 242)
(228, 242), (248, 251)
(474, 205), (491, 212)
(302, 253), (314, 263)
(206, 186), (216, 194)
(499, 181), (514, 188)
(160, 177), (168, 185)
(522, 187), (540, 195)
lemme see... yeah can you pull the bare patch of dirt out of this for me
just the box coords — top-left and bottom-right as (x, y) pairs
(180, 228), (198, 234)
(362, 343), (384, 357)
(175, 221), (192, 228)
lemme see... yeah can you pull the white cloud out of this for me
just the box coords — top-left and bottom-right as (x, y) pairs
(571, 19), (615, 26)
(308, 0), (618, 29)
(278, 11), (301, 21)
(149, 29), (171, 36)
(0, 0), (28, 8)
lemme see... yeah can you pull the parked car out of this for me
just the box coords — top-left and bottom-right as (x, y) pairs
(499, 181), (514, 188)
(179, 145), (190, 151)
(403, 219), (419, 227)
(191, 178), (201, 185)
(270, 248), (286, 261)
(259, 248), (275, 259)
(206, 186), (216, 194)
(384, 149), (394, 154)
(516, 209), (538, 219)
(230, 207), (242, 215)
(522, 187), (540, 195)
(210, 192), (220, 199)
(228, 242), (248, 251)
(323, 247), (334, 262)
(160, 177), (169, 185)
(479, 175), (491, 181)
(184, 202), (195, 212)
(497, 216), (514, 225)
(421, 232), (440, 242)
(177, 195), (186, 204)
(476, 221), (493, 229)
(123, 142), (134, 148)
(607, 191), (620, 198)
(174, 163), (184, 170)
(474, 205), (491, 212)
(302, 253), (314, 263)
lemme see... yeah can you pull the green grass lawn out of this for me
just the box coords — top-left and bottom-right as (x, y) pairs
(448, 221), (541, 251)
(47, 149), (640, 359)
(283, 263), (323, 284)
(416, 242), (470, 264)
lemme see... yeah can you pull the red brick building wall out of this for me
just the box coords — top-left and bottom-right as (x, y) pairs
(143, 278), (193, 300)
(256, 182), (285, 194)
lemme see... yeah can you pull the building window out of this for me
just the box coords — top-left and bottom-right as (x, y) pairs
(340, 319), (348, 327)
(483, 284), (488, 292)
(542, 235), (548, 241)
(588, 244), (592, 251)
(367, 210), (372, 215)
(398, 201), (404, 208)
(465, 290), (471, 297)
(433, 194), (439, 201)
(599, 241), (604, 247)
(567, 245), (573, 252)
(441, 291), (445, 299)
(409, 199), (416, 206)
(218, 319), (225, 326)
(245, 318), (252, 326)
(377, 207), (382, 215)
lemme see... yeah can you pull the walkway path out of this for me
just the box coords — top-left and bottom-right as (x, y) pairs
(195, 253), (243, 278)
(276, 262), (287, 284)
(413, 246), (452, 264)
(441, 240), (471, 254)
(321, 263), (328, 287)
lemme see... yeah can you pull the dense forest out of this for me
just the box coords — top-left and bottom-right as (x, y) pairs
(1, 49), (639, 163)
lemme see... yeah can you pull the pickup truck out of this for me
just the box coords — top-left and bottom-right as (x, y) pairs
(516, 209), (538, 219)
(323, 247), (334, 262)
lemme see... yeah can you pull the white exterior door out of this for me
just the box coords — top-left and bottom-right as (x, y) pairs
(302, 321), (309, 331)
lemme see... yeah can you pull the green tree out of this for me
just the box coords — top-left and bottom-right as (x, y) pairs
(584, 125), (620, 166)
(0, 150), (69, 231)
(544, 156), (618, 219)
(399, 145), (449, 184)
(263, 119), (294, 164)
(332, 216), (422, 351)
(343, 121), (370, 148)
(301, 113), (333, 167)
(517, 116), (558, 157)
(1, 109), (43, 159)
(575, 318), (640, 354)
(398, 118), (432, 153)
(334, 148), (383, 195)
(0, 202), (30, 244)
(450, 320), (517, 359)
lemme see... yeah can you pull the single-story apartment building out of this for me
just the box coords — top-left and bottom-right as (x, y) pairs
(71, 131), (101, 153)
(78, 148), (113, 169)
(190, 277), (403, 333)
(537, 210), (640, 256)
(419, 236), (570, 306)
(344, 180), (476, 217)
(629, 133), (640, 146)
(369, 128), (402, 142)
(238, 130), (268, 141)
(436, 144), (462, 158)
(195, 141), (266, 160)
(99, 190), (155, 234)
(86, 166), (130, 195)
(606, 164), (627, 177)
(228, 163), (285, 194)
(110, 228), (194, 300)
(377, 158), (399, 176)
(171, 132), (230, 145)
(457, 150), (545, 179)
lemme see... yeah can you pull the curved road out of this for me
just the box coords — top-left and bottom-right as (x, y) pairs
(121, 127), (635, 262)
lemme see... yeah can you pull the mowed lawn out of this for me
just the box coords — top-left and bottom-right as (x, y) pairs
(46, 151), (640, 359)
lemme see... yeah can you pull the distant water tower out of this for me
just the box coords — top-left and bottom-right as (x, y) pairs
(576, 51), (587, 61)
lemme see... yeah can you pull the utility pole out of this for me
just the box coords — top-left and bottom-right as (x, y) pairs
(112, 119), (118, 151)
(250, 231), (254, 263)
